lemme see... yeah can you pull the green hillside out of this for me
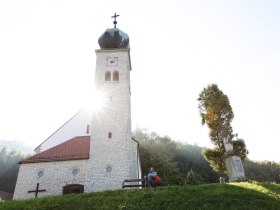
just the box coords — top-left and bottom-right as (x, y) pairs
(1, 182), (279, 210)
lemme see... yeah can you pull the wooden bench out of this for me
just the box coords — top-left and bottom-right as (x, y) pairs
(122, 178), (146, 189)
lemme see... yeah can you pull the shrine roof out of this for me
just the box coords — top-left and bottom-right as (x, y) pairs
(20, 136), (90, 164)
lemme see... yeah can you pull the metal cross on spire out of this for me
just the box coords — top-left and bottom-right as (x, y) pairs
(111, 12), (119, 28)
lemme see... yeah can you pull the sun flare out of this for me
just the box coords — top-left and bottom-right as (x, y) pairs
(86, 89), (106, 113)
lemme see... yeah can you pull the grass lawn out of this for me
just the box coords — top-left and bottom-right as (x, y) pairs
(1, 181), (279, 210)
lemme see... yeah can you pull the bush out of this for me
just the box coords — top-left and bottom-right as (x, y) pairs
(186, 169), (203, 185)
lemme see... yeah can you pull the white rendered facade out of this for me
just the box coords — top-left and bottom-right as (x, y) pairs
(13, 160), (90, 199)
(13, 42), (141, 199)
(87, 49), (138, 191)
(34, 108), (91, 153)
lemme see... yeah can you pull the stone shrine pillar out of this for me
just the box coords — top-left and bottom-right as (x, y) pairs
(223, 136), (246, 182)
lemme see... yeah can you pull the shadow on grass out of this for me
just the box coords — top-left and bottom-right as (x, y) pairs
(245, 181), (280, 199)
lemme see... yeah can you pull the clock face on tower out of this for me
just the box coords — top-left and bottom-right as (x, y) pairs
(106, 57), (118, 67)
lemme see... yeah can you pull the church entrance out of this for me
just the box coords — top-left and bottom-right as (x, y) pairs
(63, 184), (84, 195)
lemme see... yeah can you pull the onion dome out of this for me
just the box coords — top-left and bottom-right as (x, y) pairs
(98, 28), (130, 49)
(98, 13), (130, 49)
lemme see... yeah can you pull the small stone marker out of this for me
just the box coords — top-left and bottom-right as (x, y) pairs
(219, 177), (225, 184)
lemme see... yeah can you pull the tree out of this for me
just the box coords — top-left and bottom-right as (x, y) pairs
(243, 159), (280, 183)
(133, 128), (179, 185)
(186, 169), (203, 185)
(203, 147), (226, 172)
(198, 84), (248, 173)
(133, 128), (220, 185)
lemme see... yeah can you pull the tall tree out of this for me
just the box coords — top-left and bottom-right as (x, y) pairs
(198, 84), (248, 172)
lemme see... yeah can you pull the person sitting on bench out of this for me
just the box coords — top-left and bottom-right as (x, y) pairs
(144, 167), (161, 188)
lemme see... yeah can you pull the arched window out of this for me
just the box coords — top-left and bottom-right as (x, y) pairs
(113, 71), (119, 81)
(105, 71), (111, 81)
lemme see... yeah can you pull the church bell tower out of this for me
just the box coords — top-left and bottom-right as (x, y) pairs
(87, 13), (138, 191)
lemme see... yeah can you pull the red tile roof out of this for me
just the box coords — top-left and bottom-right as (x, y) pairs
(0, 191), (13, 200)
(20, 136), (90, 164)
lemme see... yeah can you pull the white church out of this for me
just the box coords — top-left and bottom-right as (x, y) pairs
(13, 15), (142, 200)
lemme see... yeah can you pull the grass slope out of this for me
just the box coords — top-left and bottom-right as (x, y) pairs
(1, 182), (279, 210)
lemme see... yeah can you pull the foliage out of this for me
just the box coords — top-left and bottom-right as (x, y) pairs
(133, 129), (179, 185)
(198, 84), (248, 172)
(0, 140), (33, 153)
(198, 84), (234, 150)
(0, 146), (30, 193)
(133, 128), (219, 185)
(243, 159), (280, 183)
(173, 143), (219, 183)
(186, 169), (203, 185)
(203, 147), (226, 172)
(232, 139), (248, 160)
(1, 182), (279, 210)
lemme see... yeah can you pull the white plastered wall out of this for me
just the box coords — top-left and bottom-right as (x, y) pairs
(35, 108), (91, 153)
(13, 159), (90, 200)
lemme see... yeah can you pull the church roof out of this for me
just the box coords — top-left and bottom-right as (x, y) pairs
(20, 136), (90, 164)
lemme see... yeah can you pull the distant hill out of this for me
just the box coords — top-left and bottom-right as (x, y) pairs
(0, 140), (34, 153)
(0, 182), (279, 209)
(0, 141), (32, 193)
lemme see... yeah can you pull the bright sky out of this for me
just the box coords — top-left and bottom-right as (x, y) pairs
(0, 0), (279, 162)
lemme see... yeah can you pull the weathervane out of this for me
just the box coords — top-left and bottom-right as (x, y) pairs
(111, 12), (119, 28)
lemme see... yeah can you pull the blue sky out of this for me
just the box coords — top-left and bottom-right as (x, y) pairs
(0, 0), (279, 162)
